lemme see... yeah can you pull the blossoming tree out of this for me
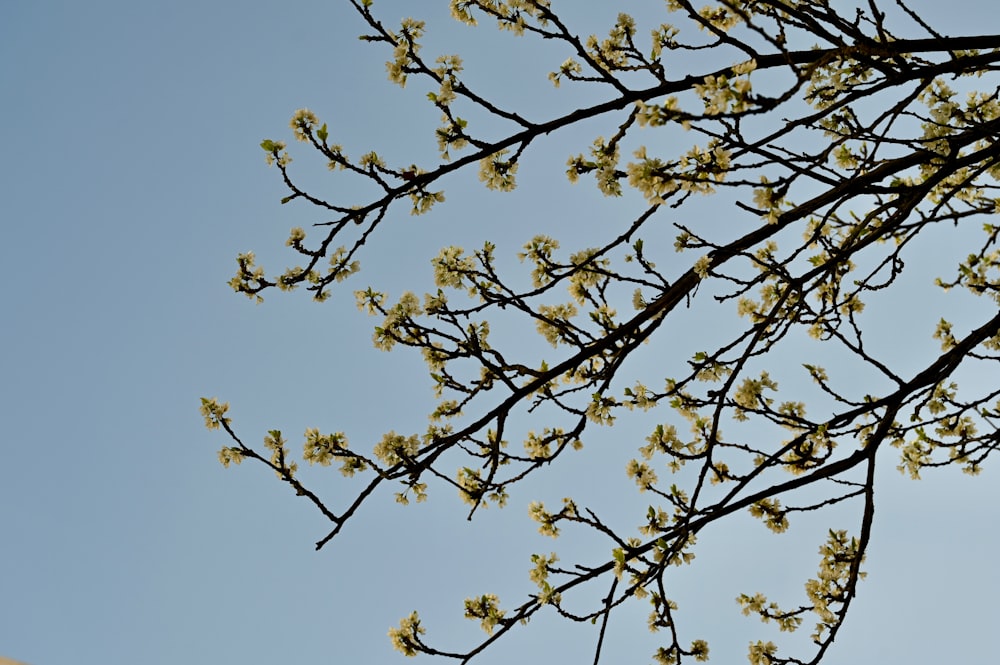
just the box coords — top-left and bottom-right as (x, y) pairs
(202, 1), (1000, 663)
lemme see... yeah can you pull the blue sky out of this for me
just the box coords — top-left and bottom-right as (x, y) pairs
(2, 2), (998, 664)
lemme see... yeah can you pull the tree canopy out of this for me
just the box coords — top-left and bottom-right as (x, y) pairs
(202, 1), (1000, 663)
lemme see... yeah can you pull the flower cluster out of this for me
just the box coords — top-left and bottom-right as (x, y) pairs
(463, 593), (505, 634)
(302, 428), (348, 467)
(478, 149), (518, 191)
(748, 497), (789, 533)
(373, 431), (421, 466)
(386, 18), (425, 87)
(289, 108), (319, 142)
(388, 611), (425, 656)
(199, 397), (230, 430)
(804, 530), (866, 642)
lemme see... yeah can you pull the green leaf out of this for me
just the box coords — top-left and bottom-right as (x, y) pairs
(280, 195), (295, 205)
(316, 123), (328, 143)
(260, 139), (276, 152)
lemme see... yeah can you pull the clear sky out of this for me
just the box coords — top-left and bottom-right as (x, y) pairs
(2, 2), (998, 664)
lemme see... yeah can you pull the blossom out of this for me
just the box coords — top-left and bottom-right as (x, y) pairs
(478, 150), (518, 191)
(199, 397), (230, 430)
(626, 459), (659, 490)
(289, 108), (319, 141)
(285, 226), (306, 246)
(693, 254), (713, 278)
(388, 611), (425, 656)
(463, 593), (505, 634)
